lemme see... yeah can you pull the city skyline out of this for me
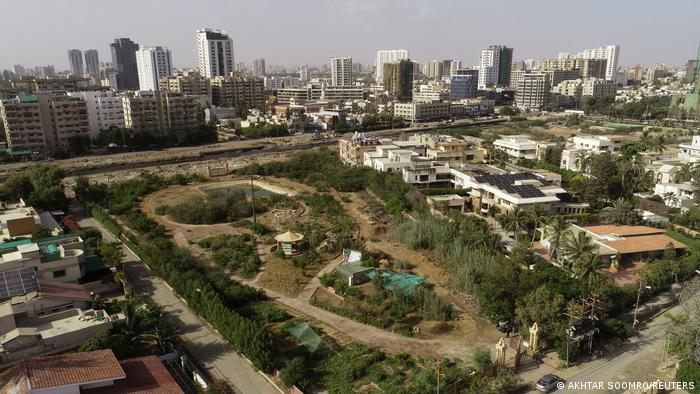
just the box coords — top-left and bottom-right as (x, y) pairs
(1, 0), (698, 71)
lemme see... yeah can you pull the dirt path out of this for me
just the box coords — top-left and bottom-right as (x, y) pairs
(235, 275), (496, 360)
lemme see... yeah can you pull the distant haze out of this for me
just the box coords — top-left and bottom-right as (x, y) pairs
(1, 0), (698, 70)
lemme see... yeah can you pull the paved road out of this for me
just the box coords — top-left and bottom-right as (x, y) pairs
(77, 215), (281, 394)
(520, 292), (696, 394)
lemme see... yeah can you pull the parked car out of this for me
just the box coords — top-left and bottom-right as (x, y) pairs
(536, 374), (564, 392)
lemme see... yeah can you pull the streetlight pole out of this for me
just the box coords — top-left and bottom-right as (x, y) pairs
(633, 281), (651, 328)
(250, 176), (257, 226)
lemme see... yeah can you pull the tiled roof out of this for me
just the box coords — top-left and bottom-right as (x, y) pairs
(23, 349), (125, 389)
(84, 356), (184, 394)
(604, 234), (687, 255)
(584, 225), (665, 237)
(37, 280), (91, 301)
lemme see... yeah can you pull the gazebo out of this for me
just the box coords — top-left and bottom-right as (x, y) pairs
(275, 231), (304, 256)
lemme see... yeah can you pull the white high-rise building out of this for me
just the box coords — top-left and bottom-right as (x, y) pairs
(196, 28), (235, 78)
(331, 56), (353, 86)
(375, 49), (409, 82)
(524, 59), (536, 70)
(67, 49), (84, 76)
(136, 46), (173, 91)
(450, 60), (462, 76)
(562, 45), (620, 80)
(68, 91), (125, 139)
(478, 47), (500, 89)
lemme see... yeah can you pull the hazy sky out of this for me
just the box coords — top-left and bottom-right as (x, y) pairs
(1, 0), (698, 71)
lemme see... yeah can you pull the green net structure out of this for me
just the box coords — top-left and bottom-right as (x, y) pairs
(286, 322), (323, 353)
(367, 270), (427, 296)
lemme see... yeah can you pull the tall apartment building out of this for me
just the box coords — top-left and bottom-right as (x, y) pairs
(84, 49), (100, 79)
(210, 76), (265, 107)
(68, 91), (125, 139)
(252, 58), (266, 76)
(67, 49), (84, 76)
(110, 38), (140, 90)
(561, 45), (619, 80)
(0, 96), (46, 151)
(0, 93), (90, 151)
(196, 28), (234, 78)
(383, 59), (414, 102)
(515, 72), (549, 110)
(331, 56), (353, 86)
(376, 49), (409, 82)
(136, 46), (173, 91)
(537, 58), (607, 79)
(478, 45), (513, 89)
(423, 60), (440, 79)
(161, 69), (212, 101)
(122, 91), (199, 135)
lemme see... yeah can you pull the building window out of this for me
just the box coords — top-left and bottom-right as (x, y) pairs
(53, 269), (67, 279)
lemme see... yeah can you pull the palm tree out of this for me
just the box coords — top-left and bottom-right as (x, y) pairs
(662, 191), (678, 208)
(575, 253), (604, 286)
(561, 231), (596, 270)
(544, 216), (569, 261)
(575, 151), (592, 173)
(529, 204), (548, 245)
(647, 135), (667, 154)
(502, 206), (529, 240)
(674, 163), (694, 183)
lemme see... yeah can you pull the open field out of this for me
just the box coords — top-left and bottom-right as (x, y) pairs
(138, 174), (502, 356)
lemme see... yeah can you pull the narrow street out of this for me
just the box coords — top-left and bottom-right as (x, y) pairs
(76, 214), (282, 394)
(519, 296), (693, 393)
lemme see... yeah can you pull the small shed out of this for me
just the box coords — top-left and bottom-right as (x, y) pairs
(275, 231), (304, 256)
(333, 263), (374, 286)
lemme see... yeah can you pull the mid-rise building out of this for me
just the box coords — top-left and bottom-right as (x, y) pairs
(375, 49), (409, 82)
(135, 46), (172, 91)
(84, 49), (100, 79)
(331, 56), (353, 86)
(67, 91), (125, 139)
(515, 72), (549, 110)
(196, 28), (234, 78)
(252, 58), (266, 76)
(0, 93), (90, 152)
(394, 102), (450, 121)
(210, 76), (265, 108)
(383, 59), (413, 102)
(110, 38), (140, 90)
(122, 91), (199, 135)
(161, 69), (212, 102)
(67, 49), (84, 76)
(537, 58), (607, 79)
(450, 75), (477, 100)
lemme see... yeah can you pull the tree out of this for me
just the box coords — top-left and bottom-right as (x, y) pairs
(544, 216), (570, 261)
(561, 231), (596, 270)
(515, 286), (566, 339)
(675, 163), (695, 183)
(600, 198), (642, 225)
(529, 204), (548, 245)
(98, 241), (125, 268)
(575, 253), (604, 286)
(502, 206), (529, 240)
(279, 357), (311, 390)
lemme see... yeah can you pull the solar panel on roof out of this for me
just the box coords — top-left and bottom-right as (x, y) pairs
(0, 267), (40, 300)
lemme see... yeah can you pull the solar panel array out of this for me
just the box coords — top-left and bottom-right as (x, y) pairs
(473, 172), (548, 199)
(0, 267), (40, 300)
